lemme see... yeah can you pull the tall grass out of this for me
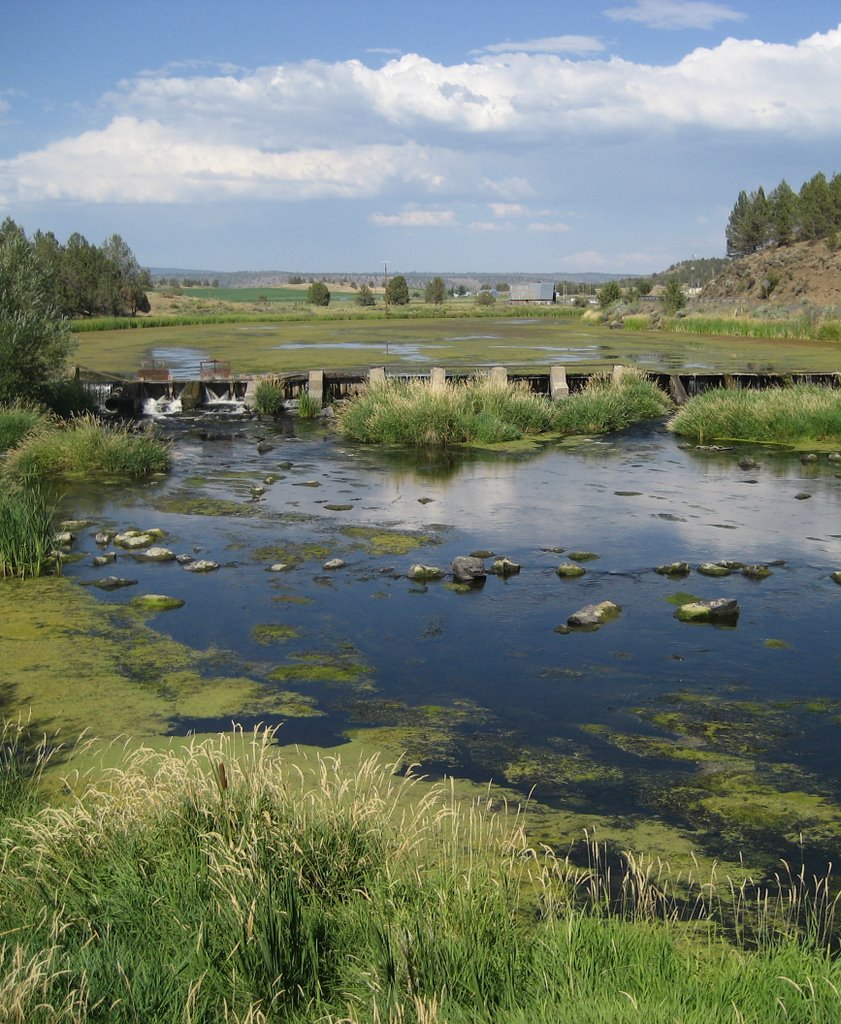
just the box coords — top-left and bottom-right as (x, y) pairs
(297, 390), (323, 419)
(253, 380), (286, 417)
(0, 725), (839, 1023)
(0, 480), (59, 578)
(662, 314), (841, 341)
(0, 402), (48, 454)
(670, 383), (841, 444)
(3, 414), (171, 480)
(339, 370), (671, 446)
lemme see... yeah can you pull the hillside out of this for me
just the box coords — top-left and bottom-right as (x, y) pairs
(701, 239), (841, 309)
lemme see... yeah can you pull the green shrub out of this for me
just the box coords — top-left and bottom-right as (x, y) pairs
(252, 380), (285, 416)
(4, 414), (171, 480)
(550, 368), (672, 435)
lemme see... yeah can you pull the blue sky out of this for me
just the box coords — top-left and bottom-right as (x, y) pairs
(2, 1), (840, 274)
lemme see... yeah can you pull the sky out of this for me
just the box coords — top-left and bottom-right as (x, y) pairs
(2, 0), (841, 275)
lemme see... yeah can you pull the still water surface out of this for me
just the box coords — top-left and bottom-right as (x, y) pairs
(59, 415), (841, 867)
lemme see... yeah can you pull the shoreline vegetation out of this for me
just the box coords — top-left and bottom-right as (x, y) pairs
(669, 384), (841, 445)
(338, 370), (673, 446)
(1, 724), (839, 1024)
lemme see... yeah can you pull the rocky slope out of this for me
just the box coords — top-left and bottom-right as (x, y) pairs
(701, 239), (841, 310)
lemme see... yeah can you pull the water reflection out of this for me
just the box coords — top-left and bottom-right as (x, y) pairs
(53, 417), (841, 868)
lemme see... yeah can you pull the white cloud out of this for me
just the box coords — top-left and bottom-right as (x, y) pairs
(0, 117), (445, 205)
(370, 209), (456, 227)
(490, 202), (529, 217)
(603, 1), (747, 30)
(528, 221), (572, 233)
(468, 221), (507, 231)
(4, 25), (841, 210)
(567, 250), (607, 267)
(477, 35), (606, 55)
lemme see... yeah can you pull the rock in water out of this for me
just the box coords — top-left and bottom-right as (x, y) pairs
(567, 601), (620, 628)
(408, 564), (444, 581)
(452, 556), (486, 582)
(675, 598), (739, 625)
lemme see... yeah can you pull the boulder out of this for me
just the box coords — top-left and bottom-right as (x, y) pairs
(697, 562), (731, 577)
(568, 551), (599, 562)
(556, 562), (586, 578)
(268, 563), (291, 572)
(567, 601), (620, 628)
(95, 531), (114, 546)
(323, 558), (346, 570)
(83, 576), (138, 590)
(53, 531), (74, 547)
(655, 562), (690, 577)
(408, 564), (444, 581)
(489, 558), (521, 576)
(452, 556), (486, 582)
(92, 553), (117, 567)
(114, 530), (155, 549)
(800, 453), (818, 463)
(742, 564), (772, 579)
(139, 546), (176, 562)
(737, 457), (759, 470)
(831, 571), (841, 585)
(675, 598), (740, 625)
(182, 560), (220, 573)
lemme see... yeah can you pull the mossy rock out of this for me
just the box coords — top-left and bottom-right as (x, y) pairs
(832, 571), (841, 585)
(568, 551), (599, 562)
(697, 562), (731, 577)
(742, 564), (772, 579)
(131, 595), (185, 612)
(655, 561), (690, 577)
(556, 563), (586, 578)
(675, 598), (739, 625)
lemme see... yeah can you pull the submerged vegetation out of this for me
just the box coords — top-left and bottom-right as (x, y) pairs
(1, 726), (840, 1024)
(670, 383), (841, 444)
(339, 369), (672, 446)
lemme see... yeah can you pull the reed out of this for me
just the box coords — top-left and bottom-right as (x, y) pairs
(669, 384), (841, 444)
(662, 314), (841, 341)
(3, 414), (171, 480)
(0, 725), (839, 1023)
(0, 479), (59, 578)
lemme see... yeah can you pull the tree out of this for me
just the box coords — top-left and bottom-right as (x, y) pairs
(424, 276), (447, 304)
(661, 274), (686, 315)
(798, 173), (832, 240)
(384, 274), (409, 306)
(307, 281), (331, 306)
(495, 282), (510, 292)
(726, 188), (770, 257)
(0, 219), (76, 404)
(475, 290), (496, 307)
(597, 281), (621, 309)
(767, 180), (798, 246)
(456, 284), (467, 296)
(355, 283), (376, 306)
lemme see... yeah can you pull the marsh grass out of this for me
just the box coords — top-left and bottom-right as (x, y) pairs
(1, 725), (840, 1023)
(297, 390), (323, 419)
(663, 314), (841, 341)
(3, 414), (171, 480)
(253, 381), (286, 417)
(0, 480), (59, 578)
(0, 402), (48, 453)
(669, 384), (841, 444)
(339, 370), (671, 446)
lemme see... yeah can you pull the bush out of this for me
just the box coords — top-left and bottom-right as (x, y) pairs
(307, 281), (331, 307)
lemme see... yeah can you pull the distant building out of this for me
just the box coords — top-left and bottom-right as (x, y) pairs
(509, 282), (556, 305)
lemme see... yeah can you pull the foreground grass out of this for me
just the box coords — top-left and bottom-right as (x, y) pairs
(339, 369), (672, 446)
(1, 725), (840, 1023)
(3, 413), (171, 480)
(670, 384), (841, 445)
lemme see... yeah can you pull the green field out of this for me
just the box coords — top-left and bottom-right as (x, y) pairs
(71, 314), (841, 378)
(181, 285), (356, 303)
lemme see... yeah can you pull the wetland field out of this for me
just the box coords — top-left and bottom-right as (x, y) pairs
(6, 378), (841, 879)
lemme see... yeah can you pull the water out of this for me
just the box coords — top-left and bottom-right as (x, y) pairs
(56, 416), (841, 867)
